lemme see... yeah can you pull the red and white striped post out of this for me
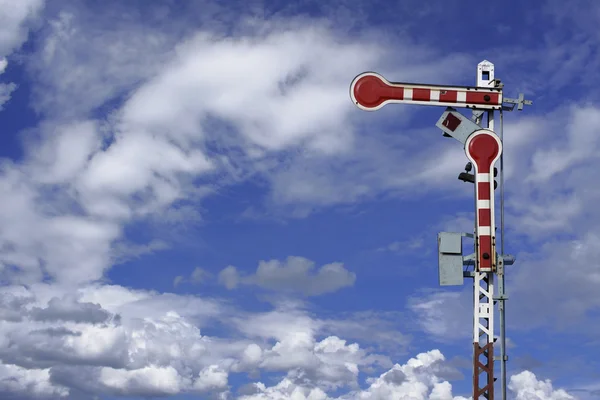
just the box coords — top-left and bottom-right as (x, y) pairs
(465, 128), (502, 400)
(465, 130), (502, 274)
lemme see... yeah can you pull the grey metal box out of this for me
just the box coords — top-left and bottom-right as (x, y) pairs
(438, 232), (462, 254)
(438, 254), (464, 286)
(438, 232), (464, 286)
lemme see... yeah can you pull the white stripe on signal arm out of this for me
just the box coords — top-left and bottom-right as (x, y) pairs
(478, 227), (491, 235)
(477, 173), (490, 182)
(477, 200), (490, 208)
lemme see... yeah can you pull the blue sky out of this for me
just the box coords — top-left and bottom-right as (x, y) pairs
(0, 0), (598, 399)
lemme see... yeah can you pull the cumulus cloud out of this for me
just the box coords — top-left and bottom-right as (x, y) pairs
(99, 365), (184, 396)
(239, 350), (464, 400)
(509, 371), (575, 400)
(0, 281), (576, 399)
(240, 352), (576, 400)
(29, 296), (113, 324)
(194, 365), (229, 392)
(0, 363), (68, 400)
(219, 256), (356, 296)
(0, 283), (405, 398)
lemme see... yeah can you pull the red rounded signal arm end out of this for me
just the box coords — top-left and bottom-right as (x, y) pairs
(350, 72), (401, 111)
(467, 134), (501, 174)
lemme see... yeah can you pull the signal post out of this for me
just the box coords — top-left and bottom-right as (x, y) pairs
(349, 61), (531, 400)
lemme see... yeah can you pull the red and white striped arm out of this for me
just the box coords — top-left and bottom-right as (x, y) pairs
(465, 129), (502, 273)
(350, 72), (503, 111)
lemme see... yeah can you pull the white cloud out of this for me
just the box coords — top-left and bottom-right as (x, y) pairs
(219, 265), (241, 289)
(0, 163), (122, 285)
(99, 365), (184, 396)
(111, 22), (388, 164)
(376, 237), (424, 253)
(110, 239), (169, 265)
(173, 275), (185, 287)
(0, 0), (45, 57)
(175, 267), (211, 287)
(219, 256), (356, 296)
(0, 281), (577, 399)
(240, 350), (466, 400)
(28, 8), (178, 118)
(349, 350), (467, 400)
(408, 291), (472, 342)
(320, 311), (411, 353)
(191, 267), (209, 283)
(509, 371), (575, 400)
(0, 1), (482, 296)
(241, 351), (576, 400)
(0, 283), (390, 398)
(239, 378), (329, 400)
(0, 15), (397, 290)
(29, 295), (112, 324)
(0, 80), (16, 111)
(24, 120), (102, 185)
(508, 230), (600, 331)
(0, 363), (68, 399)
(194, 365), (229, 392)
(19, 4), (481, 218)
(0, 0), (44, 111)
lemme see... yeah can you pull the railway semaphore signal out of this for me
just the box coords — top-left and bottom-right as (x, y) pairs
(350, 60), (531, 400)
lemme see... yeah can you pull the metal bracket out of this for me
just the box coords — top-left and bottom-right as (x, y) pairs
(464, 253), (514, 266)
(463, 252), (476, 264)
(503, 93), (532, 111)
(471, 110), (485, 125)
(464, 253), (514, 279)
(501, 254), (515, 265)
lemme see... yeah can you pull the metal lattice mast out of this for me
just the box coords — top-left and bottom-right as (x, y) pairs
(469, 61), (501, 400)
